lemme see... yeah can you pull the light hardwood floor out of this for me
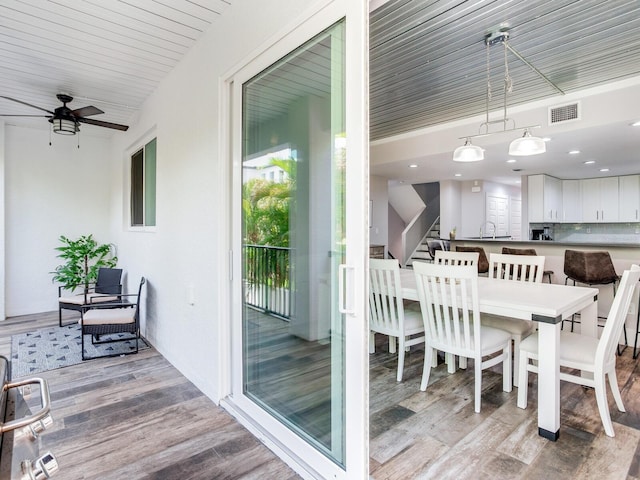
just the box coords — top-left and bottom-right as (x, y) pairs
(369, 333), (640, 479)
(0, 312), (300, 480)
(5, 310), (640, 479)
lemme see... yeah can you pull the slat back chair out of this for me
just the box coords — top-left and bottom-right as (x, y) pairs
(518, 265), (640, 437)
(488, 253), (545, 282)
(434, 250), (479, 267)
(369, 259), (425, 381)
(413, 262), (512, 412)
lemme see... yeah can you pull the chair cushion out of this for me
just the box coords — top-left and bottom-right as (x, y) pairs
(481, 314), (534, 336)
(479, 325), (512, 351)
(404, 309), (424, 334)
(520, 331), (599, 367)
(60, 293), (118, 305)
(82, 307), (136, 325)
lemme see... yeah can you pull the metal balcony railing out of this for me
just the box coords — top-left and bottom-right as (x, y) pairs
(244, 245), (292, 319)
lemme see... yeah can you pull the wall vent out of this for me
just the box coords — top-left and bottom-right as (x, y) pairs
(548, 102), (580, 125)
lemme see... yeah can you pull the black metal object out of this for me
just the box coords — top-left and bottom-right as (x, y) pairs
(244, 245), (292, 319)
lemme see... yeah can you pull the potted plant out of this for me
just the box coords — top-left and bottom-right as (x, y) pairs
(51, 234), (118, 293)
(449, 227), (457, 240)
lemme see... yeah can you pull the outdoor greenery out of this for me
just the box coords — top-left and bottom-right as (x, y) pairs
(51, 234), (117, 292)
(243, 158), (294, 288)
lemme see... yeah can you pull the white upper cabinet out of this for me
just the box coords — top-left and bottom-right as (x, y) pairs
(581, 177), (619, 222)
(528, 174), (562, 222)
(562, 179), (582, 222)
(619, 175), (640, 222)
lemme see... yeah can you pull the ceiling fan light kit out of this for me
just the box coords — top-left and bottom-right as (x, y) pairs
(51, 117), (78, 135)
(452, 29), (548, 162)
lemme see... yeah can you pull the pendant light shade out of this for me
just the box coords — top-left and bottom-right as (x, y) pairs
(453, 138), (484, 162)
(508, 129), (546, 156)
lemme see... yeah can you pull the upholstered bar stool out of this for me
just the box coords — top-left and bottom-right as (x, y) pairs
(455, 246), (489, 274)
(502, 247), (554, 283)
(564, 249), (626, 351)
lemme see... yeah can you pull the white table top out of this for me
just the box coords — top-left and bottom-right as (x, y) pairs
(399, 271), (599, 324)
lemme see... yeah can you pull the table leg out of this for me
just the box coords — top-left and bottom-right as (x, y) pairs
(537, 321), (560, 441)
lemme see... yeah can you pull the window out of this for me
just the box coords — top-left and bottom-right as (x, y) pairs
(130, 137), (156, 227)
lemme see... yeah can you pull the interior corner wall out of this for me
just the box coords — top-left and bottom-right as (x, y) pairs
(4, 125), (113, 317)
(439, 180), (461, 237)
(106, 0), (316, 403)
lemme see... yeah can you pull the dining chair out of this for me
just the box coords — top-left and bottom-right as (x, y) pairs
(501, 247), (554, 283)
(518, 264), (640, 437)
(413, 262), (512, 412)
(369, 259), (425, 381)
(434, 250), (479, 266)
(482, 253), (545, 386)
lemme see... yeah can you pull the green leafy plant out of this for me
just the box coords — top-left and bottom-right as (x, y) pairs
(51, 235), (117, 292)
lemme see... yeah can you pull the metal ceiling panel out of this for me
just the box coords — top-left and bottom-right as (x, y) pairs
(370, 0), (640, 140)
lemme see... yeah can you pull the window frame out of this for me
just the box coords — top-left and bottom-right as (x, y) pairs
(125, 130), (157, 232)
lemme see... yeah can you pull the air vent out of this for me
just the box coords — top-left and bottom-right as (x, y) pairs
(549, 102), (580, 124)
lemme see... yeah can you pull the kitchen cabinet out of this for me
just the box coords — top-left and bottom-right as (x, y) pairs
(528, 174), (562, 222)
(619, 175), (640, 222)
(581, 177), (619, 222)
(562, 179), (582, 222)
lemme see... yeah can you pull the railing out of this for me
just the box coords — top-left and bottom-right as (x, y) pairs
(244, 244), (292, 319)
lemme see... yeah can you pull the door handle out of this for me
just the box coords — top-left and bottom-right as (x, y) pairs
(338, 264), (355, 315)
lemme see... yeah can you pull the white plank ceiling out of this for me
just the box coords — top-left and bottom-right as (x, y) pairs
(0, 0), (232, 135)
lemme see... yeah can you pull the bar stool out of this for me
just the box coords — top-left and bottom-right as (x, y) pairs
(563, 249), (626, 352)
(501, 247), (554, 283)
(455, 246), (489, 274)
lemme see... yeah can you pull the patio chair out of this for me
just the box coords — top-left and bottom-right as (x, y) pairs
(80, 277), (145, 361)
(58, 267), (123, 327)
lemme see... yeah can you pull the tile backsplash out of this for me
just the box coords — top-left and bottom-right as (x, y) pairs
(530, 223), (640, 244)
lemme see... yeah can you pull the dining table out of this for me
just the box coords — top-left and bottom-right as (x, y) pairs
(399, 270), (599, 441)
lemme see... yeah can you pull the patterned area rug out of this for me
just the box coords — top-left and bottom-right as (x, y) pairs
(11, 324), (149, 378)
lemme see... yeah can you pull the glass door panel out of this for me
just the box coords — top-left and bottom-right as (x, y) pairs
(241, 20), (346, 465)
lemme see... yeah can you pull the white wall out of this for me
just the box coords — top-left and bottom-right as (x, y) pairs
(0, 121), (4, 320)
(439, 180), (461, 238)
(107, 0), (316, 402)
(369, 175), (388, 246)
(4, 125), (113, 316)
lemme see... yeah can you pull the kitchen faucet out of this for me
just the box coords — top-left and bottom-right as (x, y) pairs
(479, 220), (497, 239)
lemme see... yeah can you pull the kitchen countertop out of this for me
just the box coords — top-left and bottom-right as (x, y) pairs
(452, 238), (640, 249)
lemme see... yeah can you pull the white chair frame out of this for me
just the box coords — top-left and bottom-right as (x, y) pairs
(518, 264), (640, 437)
(414, 262), (512, 412)
(483, 253), (546, 386)
(369, 259), (425, 381)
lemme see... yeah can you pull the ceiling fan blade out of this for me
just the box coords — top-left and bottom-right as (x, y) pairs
(0, 114), (51, 117)
(0, 96), (54, 114)
(77, 117), (129, 131)
(71, 105), (104, 117)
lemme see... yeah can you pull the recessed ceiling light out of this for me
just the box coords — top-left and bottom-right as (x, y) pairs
(632, 120), (640, 127)
(600, 168), (610, 172)
(569, 150), (580, 155)
(506, 159), (516, 163)
(408, 164), (418, 168)
(542, 137), (551, 142)
(584, 160), (595, 165)
(454, 173), (462, 177)
(515, 180), (521, 184)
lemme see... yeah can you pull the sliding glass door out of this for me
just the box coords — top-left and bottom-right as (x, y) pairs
(227, 2), (368, 478)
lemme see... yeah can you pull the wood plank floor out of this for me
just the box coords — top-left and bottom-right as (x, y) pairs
(369, 333), (640, 480)
(6, 310), (640, 479)
(0, 312), (300, 480)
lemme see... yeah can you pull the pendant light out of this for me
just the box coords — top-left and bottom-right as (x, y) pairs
(453, 29), (550, 162)
(452, 138), (484, 162)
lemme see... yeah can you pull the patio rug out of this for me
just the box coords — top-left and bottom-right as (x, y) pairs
(10, 324), (149, 379)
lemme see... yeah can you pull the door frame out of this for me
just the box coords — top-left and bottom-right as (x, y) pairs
(217, 1), (369, 478)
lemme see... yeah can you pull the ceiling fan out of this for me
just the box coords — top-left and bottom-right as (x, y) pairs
(0, 93), (129, 134)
